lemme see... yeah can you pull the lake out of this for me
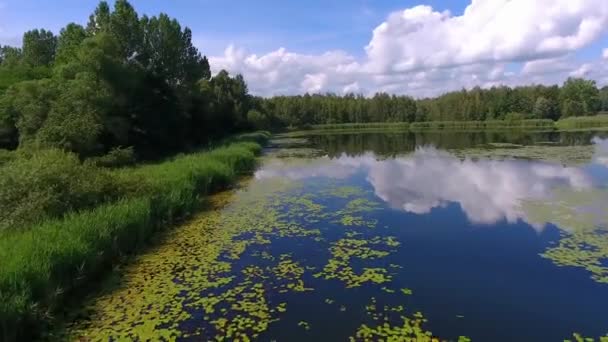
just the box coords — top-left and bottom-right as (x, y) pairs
(67, 130), (608, 341)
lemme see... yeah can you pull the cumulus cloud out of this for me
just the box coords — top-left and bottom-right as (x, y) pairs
(209, 0), (608, 96)
(365, 1), (608, 73)
(603, 48), (608, 60)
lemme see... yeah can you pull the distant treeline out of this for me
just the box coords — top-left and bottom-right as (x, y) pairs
(2, 0), (608, 154)
(250, 80), (608, 129)
(0, 0), (257, 159)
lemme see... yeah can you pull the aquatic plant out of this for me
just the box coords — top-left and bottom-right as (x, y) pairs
(523, 188), (608, 284)
(314, 237), (398, 288)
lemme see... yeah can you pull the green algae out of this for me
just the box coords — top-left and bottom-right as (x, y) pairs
(522, 188), (608, 284)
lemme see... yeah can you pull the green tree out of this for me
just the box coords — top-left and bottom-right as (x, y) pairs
(55, 23), (88, 65)
(86, 1), (111, 34)
(560, 78), (600, 116)
(22, 29), (57, 66)
(562, 99), (585, 118)
(247, 109), (270, 130)
(533, 97), (552, 119)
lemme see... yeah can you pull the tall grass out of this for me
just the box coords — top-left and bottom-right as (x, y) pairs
(409, 119), (555, 130)
(301, 120), (557, 132)
(308, 122), (410, 131)
(555, 115), (608, 130)
(0, 131), (270, 341)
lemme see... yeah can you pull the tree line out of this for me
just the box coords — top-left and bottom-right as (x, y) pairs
(1, 0), (607, 154)
(251, 79), (608, 129)
(0, 0), (254, 158)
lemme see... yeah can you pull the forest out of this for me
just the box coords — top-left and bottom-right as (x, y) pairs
(254, 80), (608, 129)
(0, 0), (254, 158)
(1, 0), (608, 151)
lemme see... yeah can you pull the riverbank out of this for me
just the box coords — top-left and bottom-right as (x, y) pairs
(0, 131), (270, 341)
(294, 116), (608, 134)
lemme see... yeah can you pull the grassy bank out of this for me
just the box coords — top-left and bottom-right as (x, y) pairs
(0, 132), (270, 341)
(409, 119), (555, 131)
(555, 115), (608, 130)
(291, 116), (608, 133)
(308, 122), (410, 131)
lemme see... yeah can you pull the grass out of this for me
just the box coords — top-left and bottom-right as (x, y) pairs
(0, 131), (271, 341)
(555, 115), (608, 130)
(308, 122), (410, 131)
(296, 119), (556, 133)
(291, 116), (608, 134)
(409, 119), (555, 130)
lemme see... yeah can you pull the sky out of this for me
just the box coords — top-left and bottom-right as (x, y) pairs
(1, 0), (608, 97)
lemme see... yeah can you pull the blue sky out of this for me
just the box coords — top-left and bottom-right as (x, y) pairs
(1, 0), (607, 97)
(0, 0), (469, 55)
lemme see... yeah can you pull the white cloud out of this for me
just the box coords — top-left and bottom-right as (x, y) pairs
(209, 0), (608, 96)
(570, 63), (593, 77)
(603, 48), (608, 59)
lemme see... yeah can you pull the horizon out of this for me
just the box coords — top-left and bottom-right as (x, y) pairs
(1, 0), (607, 98)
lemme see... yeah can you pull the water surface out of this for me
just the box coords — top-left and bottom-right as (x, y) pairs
(68, 131), (608, 341)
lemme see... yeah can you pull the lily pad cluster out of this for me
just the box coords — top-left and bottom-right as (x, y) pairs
(523, 187), (608, 284)
(65, 176), (441, 341)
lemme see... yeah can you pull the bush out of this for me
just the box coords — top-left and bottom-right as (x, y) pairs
(0, 149), (120, 230)
(0, 149), (14, 166)
(86, 146), (136, 168)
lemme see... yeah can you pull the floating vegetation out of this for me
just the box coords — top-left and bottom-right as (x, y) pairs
(66, 178), (323, 340)
(401, 288), (413, 295)
(351, 298), (440, 342)
(314, 237), (398, 288)
(298, 321), (311, 330)
(65, 177), (415, 340)
(522, 188), (608, 284)
(566, 333), (608, 342)
(452, 144), (596, 165)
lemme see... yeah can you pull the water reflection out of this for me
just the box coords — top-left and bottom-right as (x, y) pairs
(593, 137), (608, 167)
(257, 139), (608, 228)
(308, 131), (608, 158)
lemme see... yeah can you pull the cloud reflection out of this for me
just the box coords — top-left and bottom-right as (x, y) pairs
(256, 142), (605, 227)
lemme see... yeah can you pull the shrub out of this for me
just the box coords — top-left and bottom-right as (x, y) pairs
(86, 146), (136, 168)
(0, 148), (120, 230)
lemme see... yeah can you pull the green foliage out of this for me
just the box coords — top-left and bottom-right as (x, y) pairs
(0, 148), (119, 231)
(533, 96), (553, 119)
(0, 138), (264, 340)
(560, 78), (600, 116)
(55, 23), (88, 65)
(86, 146), (136, 168)
(247, 109), (272, 130)
(310, 122), (410, 131)
(555, 115), (608, 130)
(22, 29), (56, 67)
(0, 0), (250, 160)
(0, 149), (14, 166)
(260, 80), (602, 128)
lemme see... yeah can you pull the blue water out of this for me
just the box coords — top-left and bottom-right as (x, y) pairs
(233, 133), (608, 341)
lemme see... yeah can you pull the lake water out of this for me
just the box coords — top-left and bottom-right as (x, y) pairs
(67, 131), (608, 342)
